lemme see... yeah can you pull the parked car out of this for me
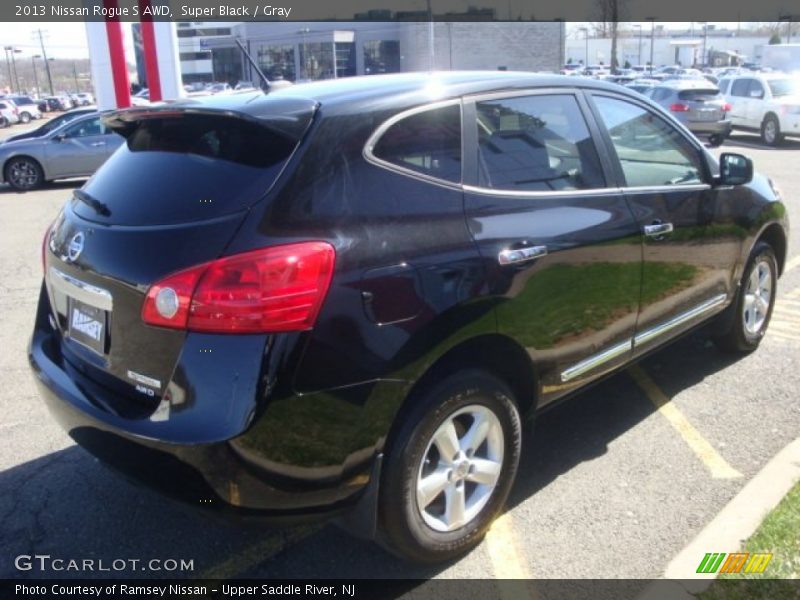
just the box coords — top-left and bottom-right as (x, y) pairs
(130, 88), (150, 106)
(645, 80), (732, 146)
(205, 82), (232, 94)
(30, 73), (788, 564)
(0, 100), (20, 127)
(234, 80), (256, 91)
(5, 95), (42, 123)
(0, 112), (123, 190)
(626, 78), (659, 95)
(3, 107), (98, 143)
(718, 73), (800, 145)
(76, 93), (94, 106)
(44, 96), (68, 111)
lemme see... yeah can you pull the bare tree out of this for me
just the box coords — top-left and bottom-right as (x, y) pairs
(592, 0), (628, 72)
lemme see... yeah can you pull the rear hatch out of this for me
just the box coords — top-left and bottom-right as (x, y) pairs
(679, 88), (726, 122)
(43, 95), (316, 416)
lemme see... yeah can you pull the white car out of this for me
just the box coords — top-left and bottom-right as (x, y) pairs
(718, 73), (800, 145)
(6, 95), (42, 123)
(0, 100), (20, 127)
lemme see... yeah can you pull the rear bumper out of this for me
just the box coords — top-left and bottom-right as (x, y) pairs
(686, 119), (732, 136)
(28, 286), (395, 525)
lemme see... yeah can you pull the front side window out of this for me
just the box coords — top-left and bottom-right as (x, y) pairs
(63, 118), (106, 138)
(372, 104), (462, 183)
(474, 94), (604, 192)
(593, 96), (704, 188)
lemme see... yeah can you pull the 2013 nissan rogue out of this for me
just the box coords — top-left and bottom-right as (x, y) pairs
(30, 72), (789, 563)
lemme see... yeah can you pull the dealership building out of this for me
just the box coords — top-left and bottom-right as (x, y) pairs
(134, 19), (564, 87)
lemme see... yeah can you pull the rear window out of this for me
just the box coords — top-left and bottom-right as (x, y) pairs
(74, 113), (302, 226)
(678, 89), (721, 101)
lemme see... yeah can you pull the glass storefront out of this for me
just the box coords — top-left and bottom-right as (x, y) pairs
(257, 44), (296, 82)
(363, 40), (401, 75)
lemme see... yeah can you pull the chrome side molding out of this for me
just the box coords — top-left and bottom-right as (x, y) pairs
(49, 267), (113, 311)
(559, 294), (728, 383)
(561, 339), (633, 383)
(633, 294), (727, 347)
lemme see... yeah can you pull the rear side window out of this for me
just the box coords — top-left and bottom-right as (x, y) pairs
(371, 104), (461, 183)
(475, 94), (605, 192)
(74, 113), (301, 226)
(651, 88), (670, 101)
(718, 79), (731, 94)
(730, 79), (750, 97)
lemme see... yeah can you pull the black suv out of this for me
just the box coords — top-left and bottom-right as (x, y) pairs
(30, 73), (788, 563)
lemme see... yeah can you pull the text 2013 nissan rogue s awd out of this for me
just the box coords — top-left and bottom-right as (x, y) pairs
(30, 72), (789, 563)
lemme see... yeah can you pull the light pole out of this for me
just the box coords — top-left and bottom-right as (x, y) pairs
(3, 47), (12, 93)
(633, 24), (642, 67)
(297, 27), (310, 80)
(4, 46), (21, 93)
(31, 54), (41, 98)
(701, 23), (708, 68)
(646, 17), (656, 75)
(579, 27), (589, 67)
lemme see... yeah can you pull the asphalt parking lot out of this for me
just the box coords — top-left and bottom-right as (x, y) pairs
(0, 127), (798, 586)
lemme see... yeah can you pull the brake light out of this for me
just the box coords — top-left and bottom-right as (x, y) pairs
(722, 103), (732, 112)
(669, 103), (690, 112)
(142, 242), (336, 333)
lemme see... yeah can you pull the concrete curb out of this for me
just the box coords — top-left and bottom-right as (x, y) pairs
(639, 437), (800, 598)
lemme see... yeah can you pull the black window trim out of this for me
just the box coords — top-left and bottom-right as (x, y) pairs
(460, 87), (618, 199)
(583, 90), (714, 192)
(363, 98), (464, 190)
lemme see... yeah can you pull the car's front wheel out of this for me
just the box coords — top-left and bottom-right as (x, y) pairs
(714, 241), (777, 353)
(708, 133), (726, 147)
(379, 370), (522, 563)
(4, 157), (44, 191)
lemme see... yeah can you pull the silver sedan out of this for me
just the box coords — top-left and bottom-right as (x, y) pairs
(0, 113), (124, 191)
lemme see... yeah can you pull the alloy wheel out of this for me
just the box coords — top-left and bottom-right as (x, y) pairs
(416, 404), (504, 532)
(742, 259), (772, 336)
(7, 159), (41, 190)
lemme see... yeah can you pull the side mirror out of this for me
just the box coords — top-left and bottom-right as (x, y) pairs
(718, 152), (753, 186)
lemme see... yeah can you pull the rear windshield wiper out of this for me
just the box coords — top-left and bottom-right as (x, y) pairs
(73, 189), (111, 217)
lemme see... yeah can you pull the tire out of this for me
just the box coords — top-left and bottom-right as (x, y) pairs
(708, 133), (726, 147)
(761, 115), (783, 147)
(19, 112), (31, 124)
(713, 242), (777, 353)
(378, 370), (522, 563)
(0, 117), (8, 129)
(4, 157), (44, 191)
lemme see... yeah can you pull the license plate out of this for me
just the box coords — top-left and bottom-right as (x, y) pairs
(68, 298), (108, 355)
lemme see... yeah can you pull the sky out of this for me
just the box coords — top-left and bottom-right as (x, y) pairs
(0, 22), (136, 62)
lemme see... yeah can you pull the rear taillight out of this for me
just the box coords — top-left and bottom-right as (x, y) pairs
(142, 242), (336, 334)
(42, 225), (51, 272)
(669, 103), (690, 112)
(722, 103), (732, 112)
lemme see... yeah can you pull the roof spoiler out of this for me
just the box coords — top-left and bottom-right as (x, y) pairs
(101, 96), (318, 141)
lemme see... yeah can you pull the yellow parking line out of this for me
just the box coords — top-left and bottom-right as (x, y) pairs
(198, 525), (318, 580)
(486, 512), (537, 599)
(629, 366), (742, 480)
(486, 512), (533, 578)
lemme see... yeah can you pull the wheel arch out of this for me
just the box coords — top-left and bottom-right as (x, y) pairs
(382, 333), (537, 458)
(756, 222), (787, 276)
